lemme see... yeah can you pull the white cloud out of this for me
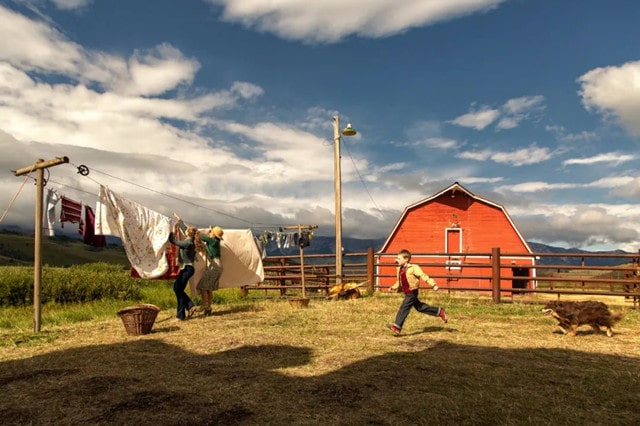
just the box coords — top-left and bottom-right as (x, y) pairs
(422, 137), (459, 149)
(458, 145), (551, 166)
(545, 125), (598, 142)
(459, 176), (503, 184)
(206, 0), (507, 43)
(586, 176), (636, 188)
(495, 117), (519, 130)
(230, 81), (265, 99)
(563, 153), (635, 166)
(498, 181), (578, 193)
(452, 95), (545, 131)
(0, 64), (259, 151)
(120, 44), (202, 96)
(497, 95), (545, 130)
(450, 107), (500, 130)
(608, 177), (640, 198)
(0, 5), (87, 75)
(502, 95), (544, 115)
(578, 60), (640, 136)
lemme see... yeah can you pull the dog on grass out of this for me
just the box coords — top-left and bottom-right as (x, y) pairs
(541, 300), (623, 337)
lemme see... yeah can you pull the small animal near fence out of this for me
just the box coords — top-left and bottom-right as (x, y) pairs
(244, 248), (640, 307)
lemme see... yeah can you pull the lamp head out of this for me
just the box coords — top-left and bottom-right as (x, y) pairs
(342, 123), (357, 136)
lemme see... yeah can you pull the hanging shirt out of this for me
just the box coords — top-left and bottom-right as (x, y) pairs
(79, 205), (106, 248)
(60, 196), (82, 228)
(95, 185), (171, 278)
(44, 189), (60, 237)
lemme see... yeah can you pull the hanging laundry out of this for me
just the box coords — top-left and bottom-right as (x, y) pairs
(131, 242), (180, 279)
(254, 236), (267, 259)
(78, 205), (106, 248)
(283, 232), (292, 249)
(60, 196), (82, 228)
(261, 230), (272, 245)
(95, 186), (171, 278)
(299, 230), (311, 248)
(44, 188), (60, 237)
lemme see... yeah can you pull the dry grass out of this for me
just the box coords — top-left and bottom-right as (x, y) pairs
(1, 292), (639, 425)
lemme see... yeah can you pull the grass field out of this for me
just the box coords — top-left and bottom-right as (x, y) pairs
(0, 290), (638, 425)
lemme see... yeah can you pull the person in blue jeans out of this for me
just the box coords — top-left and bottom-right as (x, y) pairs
(168, 214), (199, 320)
(386, 249), (447, 334)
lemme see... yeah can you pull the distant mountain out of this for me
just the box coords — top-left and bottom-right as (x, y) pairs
(266, 237), (632, 267)
(527, 242), (631, 266)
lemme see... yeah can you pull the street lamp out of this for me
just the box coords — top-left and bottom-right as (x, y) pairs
(333, 115), (357, 285)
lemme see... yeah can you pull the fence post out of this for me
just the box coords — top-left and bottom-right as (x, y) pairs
(367, 247), (374, 293)
(492, 247), (501, 303)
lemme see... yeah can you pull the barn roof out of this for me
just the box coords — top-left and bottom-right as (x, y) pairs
(380, 182), (533, 253)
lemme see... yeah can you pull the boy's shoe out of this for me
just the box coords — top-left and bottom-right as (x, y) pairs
(386, 323), (401, 334)
(438, 308), (448, 323)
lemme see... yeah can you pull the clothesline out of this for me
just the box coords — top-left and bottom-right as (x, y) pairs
(9, 161), (323, 243)
(10, 161), (280, 230)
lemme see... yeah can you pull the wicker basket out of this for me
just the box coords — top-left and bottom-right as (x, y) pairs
(118, 304), (160, 336)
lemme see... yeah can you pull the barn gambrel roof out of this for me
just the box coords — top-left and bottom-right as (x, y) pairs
(379, 182), (533, 253)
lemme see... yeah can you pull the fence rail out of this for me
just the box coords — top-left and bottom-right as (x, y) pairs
(244, 248), (640, 307)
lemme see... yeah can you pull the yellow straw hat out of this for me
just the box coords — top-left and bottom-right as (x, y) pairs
(210, 226), (224, 239)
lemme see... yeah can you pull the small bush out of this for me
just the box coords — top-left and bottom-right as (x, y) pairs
(0, 263), (143, 306)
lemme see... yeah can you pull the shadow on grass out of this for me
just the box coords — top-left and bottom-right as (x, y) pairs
(148, 304), (259, 333)
(0, 339), (638, 425)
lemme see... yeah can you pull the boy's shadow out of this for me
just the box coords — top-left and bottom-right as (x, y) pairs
(396, 326), (456, 337)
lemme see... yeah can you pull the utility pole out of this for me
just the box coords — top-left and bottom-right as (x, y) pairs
(333, 116), (343, 285)
(332, 115), (357, 285)
(14, 156), (69, 332)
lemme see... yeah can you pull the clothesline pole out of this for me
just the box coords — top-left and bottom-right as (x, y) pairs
(282, 224), (317, 300)
(14, 156), (69, 333)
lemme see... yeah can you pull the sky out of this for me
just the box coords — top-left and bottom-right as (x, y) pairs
(1, 0), (640, 252)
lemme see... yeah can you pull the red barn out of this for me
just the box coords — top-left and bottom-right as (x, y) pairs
(377, 182), (536, 293)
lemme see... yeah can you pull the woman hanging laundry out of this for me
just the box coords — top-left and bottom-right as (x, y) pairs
(168, 214), (200, 320)
(197, 226), (224, 316)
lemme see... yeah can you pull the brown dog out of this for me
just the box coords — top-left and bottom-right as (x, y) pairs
(541, 300), (623, 337)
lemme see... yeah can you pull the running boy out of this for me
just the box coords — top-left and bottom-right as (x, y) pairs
(386, 249), (448, 334)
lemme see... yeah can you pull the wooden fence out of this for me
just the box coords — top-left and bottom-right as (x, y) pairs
(244, 248), (640, 307)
